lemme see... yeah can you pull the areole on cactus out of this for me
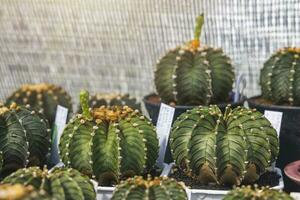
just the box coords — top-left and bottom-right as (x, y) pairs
(155, 14), (234, 106)
(261, 47), (300, 105)
(6, 83), (73, 126)
(2, 166), (96, 200)
(0, 103), (51, 179)
(111, 176), (187, 200)
(59, 90), (159, 185)
(170, 105), (279, 186)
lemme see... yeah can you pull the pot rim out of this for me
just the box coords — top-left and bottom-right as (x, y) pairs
(143, 93), (246, 109)
(247, 96), (300, 111)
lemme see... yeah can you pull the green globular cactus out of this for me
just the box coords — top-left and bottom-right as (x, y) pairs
(111, 176), (187, 200)
(6, 83), (73, 126)
(155, 14), (234, 106)
(170, 105), (279, 186)
(223, 185), (293, 200)
(0, 184), (51, 200)
(261, 47), (300, 105)
(0, 103), (51, 179)
(2, 166), (96, 200)
(59, 90), (159, 186)
(79, 93), (141, 112)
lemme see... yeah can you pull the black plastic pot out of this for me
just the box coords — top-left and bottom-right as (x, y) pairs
(248, 96), (300, 192)
(143, 93), (246, 164)
(143, 93), (246, 126)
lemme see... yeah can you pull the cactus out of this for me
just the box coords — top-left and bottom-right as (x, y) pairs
(155, 14), (234, 106)
(0, 184), (51, 200)
(223, 185), (293, 200)
(0, 103), (51, 179)
(59, 90), (159, 186)
(2, 166), (96, 200)
(6, 83), (72, 126)
(77, 93), (141, 113)
(111, 176), (187, 200)
(260, 47), (300, 105)
(170, 105), (279, 186)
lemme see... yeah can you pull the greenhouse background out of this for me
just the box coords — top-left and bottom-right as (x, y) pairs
(0, 0), (299, 105)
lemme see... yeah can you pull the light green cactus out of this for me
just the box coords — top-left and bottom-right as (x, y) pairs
(59, 90), (159, 185)
(6, 83), (73, 126)
(261, 47), (300, 105)
(170, 105), (279, 186)
(0, 103), (51, 179)
(2, 166), (96, 200)
(223, 185), (293, 200)
(155, 14), (234, 106)
(111, 176), (187, 200)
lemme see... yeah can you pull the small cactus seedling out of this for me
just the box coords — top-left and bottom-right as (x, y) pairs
(6, 83), (73, 126)
(170, 105), (279, 186)
(155, 14), (234, 106)
(0, 103), (51, 179)
(59, 90), (159, 186)
(78, 93), (141, 112)
(261, 47), (300, 105)
(0, 184), (51, 200)
(2, 166), (96, 200)
(111, 176), (187, 200)
(223, 185), (293, 200)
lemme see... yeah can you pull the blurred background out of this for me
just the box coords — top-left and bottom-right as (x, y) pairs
(0, 0), (299, 105)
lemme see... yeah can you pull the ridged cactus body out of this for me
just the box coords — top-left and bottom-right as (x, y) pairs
(2, 167), (96, 200)
(0, 104), (50, 179)
(6, 83), (72, 126)
(223, 186), (293, 200)
(0, 184), (51, 200)
(261, 47), (300, 105)
(59, 91), (159, 185)
(78, 93), (141, 112)
(170, 105), (279, 185)
(111, 176), (187, 200)
(155, 15), (234, 105)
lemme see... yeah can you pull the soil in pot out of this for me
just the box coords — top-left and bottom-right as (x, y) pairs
(248, 96), (300, 192)
(169, 167), (280, 190)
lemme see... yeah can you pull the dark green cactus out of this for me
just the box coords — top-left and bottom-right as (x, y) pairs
(111, 176), (187, 200)
(261, 47), (300, 105)
(2, 166), (96, 200)
(155, 15), (234, 106)
(6, 83), (73, 126)
(223, 185), (293, 200)
(0, 103), (51, 179)
(59, 90), (159, 186)
(0, 184), (51, 200)
(170, 105), (279, 186)
(78, 93), (141, 112)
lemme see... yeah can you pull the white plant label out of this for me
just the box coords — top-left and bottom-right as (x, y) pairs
(51, 105), (69, 165)
(264, 110), (283, 137)
(156, 103), (175, 168)
(290, 193), (300, 200)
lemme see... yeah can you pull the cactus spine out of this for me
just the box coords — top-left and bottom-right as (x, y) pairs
(261, 47), (300, 105)
(59, 90), (159, 185)
(223, 185), (293, 200)
(6, 83), (72, 126)
(111, 176), (187, 200)
(2, 167), (96, 200)
(155, 14), (234, 106)
(0, 103), (51, 179)
(170, 105), (279, 186)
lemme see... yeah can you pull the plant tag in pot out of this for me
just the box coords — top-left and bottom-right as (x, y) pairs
(264, 110), (283, 137)
(156, 103), (175, 168)
(51, 105), (69, 165)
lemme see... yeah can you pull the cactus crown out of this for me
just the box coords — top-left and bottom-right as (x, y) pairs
(260, 47), (300, 105)
(223, 185), (293, 200)
(0, 184), (50, 200)
(170, 105), (279, 186)
(155, 15), (234, 106)
(111, 176), (188, 200)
